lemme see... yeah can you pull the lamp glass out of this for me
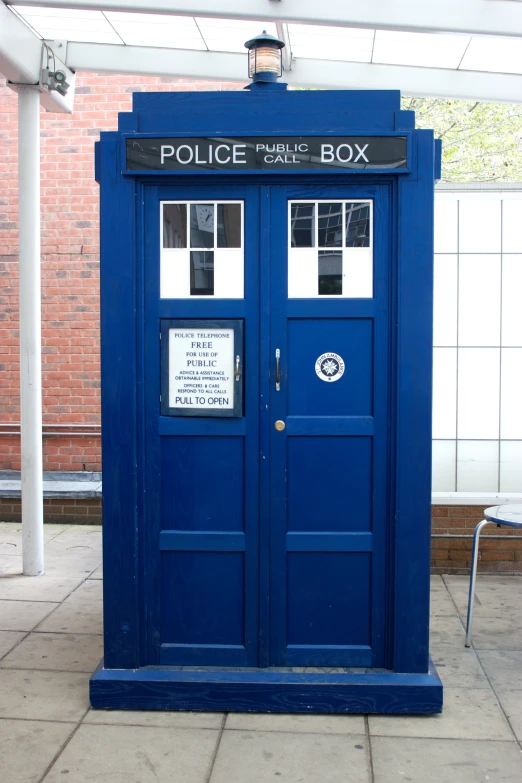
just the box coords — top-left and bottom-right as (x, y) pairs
(249, 47), (281, 78)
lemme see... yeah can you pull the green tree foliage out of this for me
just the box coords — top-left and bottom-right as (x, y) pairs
(401, 97), (522, 182)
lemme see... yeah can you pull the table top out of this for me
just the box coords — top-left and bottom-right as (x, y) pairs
(484, 504), (522, 527)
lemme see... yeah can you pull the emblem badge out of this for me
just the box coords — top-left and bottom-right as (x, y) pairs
(315, 352), (345, 383)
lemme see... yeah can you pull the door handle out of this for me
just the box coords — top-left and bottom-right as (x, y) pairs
(235, 355), (241, 382)
(275, 349), (281, 391)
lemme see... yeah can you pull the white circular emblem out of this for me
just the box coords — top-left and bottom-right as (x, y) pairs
(315, 352), (345, 382)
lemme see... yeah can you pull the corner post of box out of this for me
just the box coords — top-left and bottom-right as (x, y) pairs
(98, 131), (141, 669)
(394, 129), (436, 673)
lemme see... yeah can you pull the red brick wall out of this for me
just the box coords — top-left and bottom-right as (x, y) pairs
(0, 72), (244, 470)
(431, 505), (522, 574)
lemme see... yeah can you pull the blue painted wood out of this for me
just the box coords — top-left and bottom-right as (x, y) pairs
(161, 550), (246, 657)
(285, 416), (374, 436)
(90, 657), (443, 714)
(286, 533), (373, 552)
(158, 418), (246, 436)
(98, 134), (140, 670)
(268, 183), (389, 669)
(160, 437), (244, 531)
(160, 644), (248, 666)
(160, 531), (246, 551)
(258, 184), (271, 669)
(142, 182), (261, 669)
(394, 131), (435, 674)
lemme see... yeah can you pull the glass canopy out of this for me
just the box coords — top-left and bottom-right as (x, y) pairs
(11, 4), (522, 75)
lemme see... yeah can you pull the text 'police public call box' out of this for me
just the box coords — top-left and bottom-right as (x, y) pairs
(90, 87), (443, 714)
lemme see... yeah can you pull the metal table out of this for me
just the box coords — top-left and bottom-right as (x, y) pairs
(465, 504), (522, 647)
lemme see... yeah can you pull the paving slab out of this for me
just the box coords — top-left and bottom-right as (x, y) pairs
(0, 631), (103, 672)
(0, 554), (23, 575)
(0, 575), (86, 602)
(64, 578), (102, 603)
(429, 614), (466, 647)
(477, 650), (522, 690)
(0, 718), (74, 783)
(0, 599), (59, 631)
(89, 564), (102, 579)
(471, 614), (522, 651)
(0, 668), (90, 722)
(430, 647), (490, 689)
(35, 600), (102, 635)
(371, 736), (522, 783)
(0, 524), (71, 544)
(445, 575), (522, 588)
(429, 589), (457, 617)
(43, 723), (219, 783)
(212, 729), (370, 783)
(38, 551), (102, 578)
(369, 688), (513, 740)
(85, 708), (224, 729)
(0, 629), (25, 658)
(496, 690), (522, 743)
(225, 711), (366, 734)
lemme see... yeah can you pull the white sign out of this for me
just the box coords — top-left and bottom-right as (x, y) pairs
(169, 328), (234, 410)
(315, 352), (345, 383)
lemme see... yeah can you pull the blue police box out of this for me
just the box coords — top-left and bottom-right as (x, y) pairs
(90, 84), (443, 714)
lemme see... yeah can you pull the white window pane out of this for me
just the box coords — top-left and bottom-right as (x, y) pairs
(433, 254), (457, 346)
(160, 250), (189, 298)
(457, 440), (499, 492)
(458, 255), (500, 346)
(288, 248), (317, 298)
(457, 348), (500, 439)
(213, 250), (244, 299)
(502, 255), (522, 346)
(502, 201), (522, 253)
(432, 348), (457, 439)
(500, 348), (522, 439)
(500, 441), (522, 492)
(343, 248), (372, 298)
(459, 199), (501, 253)
(434, 199), (458, 253)
(432, 440), (456, 492)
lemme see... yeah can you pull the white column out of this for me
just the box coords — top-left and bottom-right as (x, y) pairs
(18, 86), (44, 576)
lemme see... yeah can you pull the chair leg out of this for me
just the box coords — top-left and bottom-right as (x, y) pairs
(465, 519), (492, 647)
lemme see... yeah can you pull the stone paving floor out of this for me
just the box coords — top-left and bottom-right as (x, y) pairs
(1, 521), (522, 782)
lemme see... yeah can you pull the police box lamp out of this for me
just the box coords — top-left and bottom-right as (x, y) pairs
(244, 30), (285, 83)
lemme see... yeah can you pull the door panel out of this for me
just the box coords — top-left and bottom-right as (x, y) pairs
(268, 185), (390, 668)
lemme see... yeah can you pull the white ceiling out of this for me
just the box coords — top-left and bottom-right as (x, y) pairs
(10, 4), (522, 74)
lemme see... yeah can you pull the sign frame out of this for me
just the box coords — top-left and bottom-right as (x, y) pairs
(122, 133), (411, 176)
(160, 318), (244, 418)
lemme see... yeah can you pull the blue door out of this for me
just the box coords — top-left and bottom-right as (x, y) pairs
(144, 182), (390, 669)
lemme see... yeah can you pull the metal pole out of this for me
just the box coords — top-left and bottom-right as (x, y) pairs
(464, 519), (491, 647)
(18, 86), (44, 576)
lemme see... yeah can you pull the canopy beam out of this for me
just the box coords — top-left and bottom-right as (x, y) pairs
(8, 0), (522, 39)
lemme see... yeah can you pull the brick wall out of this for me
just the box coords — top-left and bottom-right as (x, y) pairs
(0, 72), (244, 471)
(432, 505), (522, 574)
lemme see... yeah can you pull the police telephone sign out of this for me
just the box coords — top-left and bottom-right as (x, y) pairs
(161, 319), (243, 417)
(126, 135), (408, 173)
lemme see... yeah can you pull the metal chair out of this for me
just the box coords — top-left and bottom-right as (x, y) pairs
(465, 504), (522, 647)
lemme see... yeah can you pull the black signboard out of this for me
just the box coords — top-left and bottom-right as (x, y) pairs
(125, 135), (408, 173)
